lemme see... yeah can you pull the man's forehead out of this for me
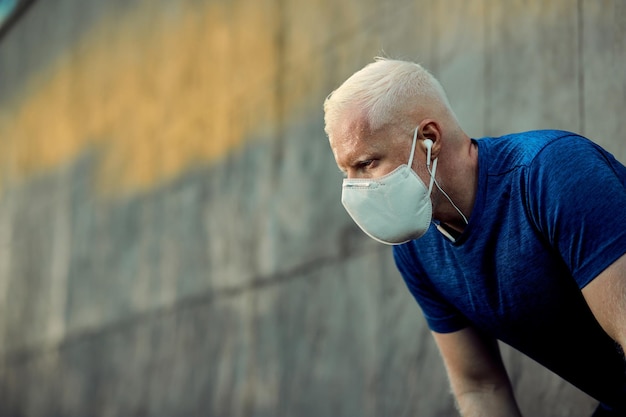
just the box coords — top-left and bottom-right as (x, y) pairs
(330, 118), (364, 151)
(329, 113), (371, 150)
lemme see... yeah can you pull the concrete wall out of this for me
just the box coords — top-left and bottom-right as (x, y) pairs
(0, 0), (624, 415)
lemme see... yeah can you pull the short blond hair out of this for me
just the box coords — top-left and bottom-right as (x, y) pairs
(324, 58), (455, 137)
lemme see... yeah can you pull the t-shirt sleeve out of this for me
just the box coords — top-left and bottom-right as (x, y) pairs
(393, 244), (470, 333)
(525, 135), (626, 289)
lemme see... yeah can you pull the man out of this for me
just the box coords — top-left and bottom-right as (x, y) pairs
(323, 57), (626, 416)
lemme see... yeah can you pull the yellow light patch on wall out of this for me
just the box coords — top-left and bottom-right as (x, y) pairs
(0, 0), (281, 196)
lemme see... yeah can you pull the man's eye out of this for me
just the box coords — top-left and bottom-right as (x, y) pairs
(358, 160), (374, 169)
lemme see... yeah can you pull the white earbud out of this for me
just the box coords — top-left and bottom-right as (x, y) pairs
(424, 139), (433, 167)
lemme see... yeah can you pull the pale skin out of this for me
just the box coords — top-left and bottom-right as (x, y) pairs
(328, 110), (626, 416)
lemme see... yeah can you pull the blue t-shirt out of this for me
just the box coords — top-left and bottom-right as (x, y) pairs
(393, 130), (626, 408)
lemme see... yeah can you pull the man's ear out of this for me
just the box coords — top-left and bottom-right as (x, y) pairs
(420, 119), (442, 159)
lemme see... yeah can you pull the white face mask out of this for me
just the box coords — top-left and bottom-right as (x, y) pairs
(341, 127), (437, 245)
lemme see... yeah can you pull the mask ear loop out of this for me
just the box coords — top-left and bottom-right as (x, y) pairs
(407, 126), (418, 168)
(420, 128), (468, 226)
(413, 125), (437, 196)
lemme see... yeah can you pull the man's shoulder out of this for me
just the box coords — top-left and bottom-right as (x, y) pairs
(481, 129), (577, 139)
(477, 129), (581, 150)
(476, 130), (586, 174)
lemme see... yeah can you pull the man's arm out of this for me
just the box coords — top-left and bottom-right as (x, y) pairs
(432, 326), (522, 417)
(582, 253), (626, 351)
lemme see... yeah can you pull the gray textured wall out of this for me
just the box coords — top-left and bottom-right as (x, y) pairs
(0, 0), (624, 416)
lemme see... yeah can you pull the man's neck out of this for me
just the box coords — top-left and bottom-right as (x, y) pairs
(434, 136), (478, 233)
